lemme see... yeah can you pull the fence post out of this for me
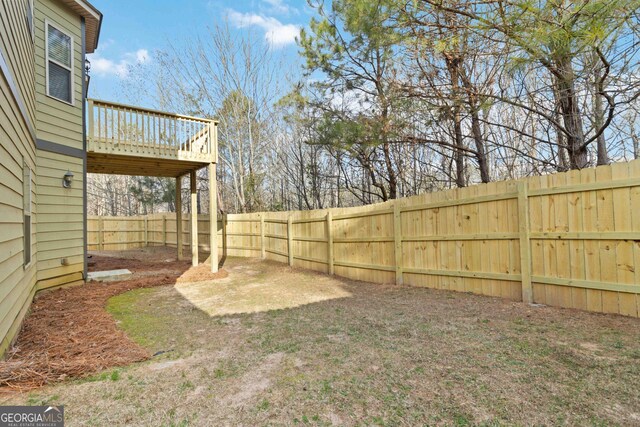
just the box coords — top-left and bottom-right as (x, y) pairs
(162, 215), (167, 246)
(98, 217), (104, 250)
(393, 200), (403, 285)
(144, 217), (148, 247)
(260, 214), (265, 259)
(517, 181), (533, 304)
(222, 214), (228, 257)
(287, 215), (293, 267)
(327, 211), (334, 275)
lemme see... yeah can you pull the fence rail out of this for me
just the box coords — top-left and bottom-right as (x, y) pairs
(88, 160), (640, 318)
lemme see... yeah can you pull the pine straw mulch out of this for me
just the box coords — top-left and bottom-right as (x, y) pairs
(0, 254), (227, 391)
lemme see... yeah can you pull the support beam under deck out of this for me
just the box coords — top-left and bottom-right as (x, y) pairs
(176, 176), (183, 261)
(190, 170), (198, 266)
(209, 162), (218, 272)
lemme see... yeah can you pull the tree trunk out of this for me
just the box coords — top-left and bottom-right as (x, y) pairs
(593, 59), (609, 166)
(445, 55), (466, 187)
(555, 57), (589, 169)
(382, 142), (398, 199)
(335, 150), (342, 207)
(556, 128), (569, 172)
(453, 116), (466, 187)
(459, 67), (490, 183)
(362, 153), (388, 201)
(470, 109), (490, 183)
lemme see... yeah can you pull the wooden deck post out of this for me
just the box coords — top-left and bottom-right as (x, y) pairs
(518, 181), (533, 304)
(190, 170), (198, 266)
(327, 211), (334, 275)
(287, 215), (293, 266)
(176, 175), (183, 261)
(209, 162), (219, 272)
(393, 200), (403, 285)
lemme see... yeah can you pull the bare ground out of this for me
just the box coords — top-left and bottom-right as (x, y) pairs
(1, 247), (639, 426)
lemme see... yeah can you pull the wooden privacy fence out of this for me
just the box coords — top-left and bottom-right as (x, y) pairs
(88, 214), (219, 252)
(88, 160), (640, 318)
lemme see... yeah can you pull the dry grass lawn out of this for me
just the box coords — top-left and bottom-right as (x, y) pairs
(2, 248), (639, 426)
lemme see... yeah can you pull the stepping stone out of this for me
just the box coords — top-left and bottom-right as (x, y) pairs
(87, 269), (132, 282)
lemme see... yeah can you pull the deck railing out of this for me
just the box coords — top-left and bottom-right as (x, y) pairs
(87, 99), (217, 163)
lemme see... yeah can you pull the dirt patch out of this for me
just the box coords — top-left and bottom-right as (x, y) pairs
(89, 247), (190, 273)
(176, 262), (229, 283)
(175, 258), (351, 316)
(222, 352), (284, 408)
(0, 248), (226, 390)
(90, 248), (227, 283)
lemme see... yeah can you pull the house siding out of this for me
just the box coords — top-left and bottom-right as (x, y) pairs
(34, 0), (85, 290)
(0, 0), (38, 355)
(0, 0), (89, 355)
(35, 151), (84, 289)
(0, 0), (37, 126)
(34, 0), (83, 149)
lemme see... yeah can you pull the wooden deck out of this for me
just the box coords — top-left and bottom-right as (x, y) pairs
(86, 99), (217, 177)
(86, 98), (219, 272)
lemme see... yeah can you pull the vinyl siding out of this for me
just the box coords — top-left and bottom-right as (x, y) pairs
(0, 0), (38, 355)
(34, 0), (83, 150)
(32, 0), (85, 290)
(0, 0), (87, 356)
(0, 0), (36, 126)
(35, 150), (84, 288)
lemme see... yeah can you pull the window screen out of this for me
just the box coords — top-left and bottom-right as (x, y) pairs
(47, 23), (72, 103)
(48, 62), (72, 103)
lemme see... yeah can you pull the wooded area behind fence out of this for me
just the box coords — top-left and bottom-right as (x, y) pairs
(88, 160), (640, 318)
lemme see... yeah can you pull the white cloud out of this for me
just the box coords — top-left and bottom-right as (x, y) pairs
(135, 49), (150, 64)
(262, 0), (291, 15)
(228, 10), (300, 47)
(89, 56), (128, 77)
(330, 88), (374, 113)
(88, 48), (151, 78)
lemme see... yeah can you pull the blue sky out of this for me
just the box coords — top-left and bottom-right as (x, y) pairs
(86, 0), (309, 104)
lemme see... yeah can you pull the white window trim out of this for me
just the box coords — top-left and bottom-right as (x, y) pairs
(45, 19), (74, 106)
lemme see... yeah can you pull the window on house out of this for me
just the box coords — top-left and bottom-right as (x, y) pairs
(46, 22), (73, 104)
(23, 163), (32, 267)
(26, 0), (34, 41)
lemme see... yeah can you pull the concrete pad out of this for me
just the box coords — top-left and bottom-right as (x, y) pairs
(87, 269), (133, 282)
